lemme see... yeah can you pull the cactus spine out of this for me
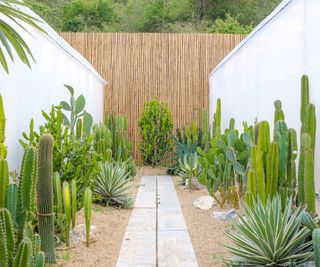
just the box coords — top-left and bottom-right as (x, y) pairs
(84, 188), (92, 247)
(0, 159), (8, 208)
(313, 229), (320, 267)
(63, 182), (71, 247)
(266, 142), (279, 198)
(37, 134), (56, 263)
(71, 179), (77, 228)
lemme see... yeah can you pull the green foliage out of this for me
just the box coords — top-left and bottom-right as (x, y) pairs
(61, 0), (117, 32)
(0, 1), (44, 73)
(83, 188), (92, 247)
(139, 97), (173, 165)
(226, 197), (313, 266)
(210, 14), (253, 34)
(37, 134), (56, 263)
(32, 0), (281, 33)
(93, 162), (132, 208)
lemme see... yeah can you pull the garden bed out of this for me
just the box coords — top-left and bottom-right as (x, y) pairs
(174, 177), (233, 267)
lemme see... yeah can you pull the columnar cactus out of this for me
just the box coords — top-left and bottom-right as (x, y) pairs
(274, 100), (285, 124)
(287, 128), (298, 198)
(17, 146), (37, 239)
(5, 183), (18, 225)
(14, 238), (31, 267)
(273, 121), (288, 189)
(0, 95), (7, 159)
(62, 182), (71, 247)
(76, 119), (83, 140)
(229, 118), (235, 131)
(266, 142), (279, 198)
(313, 229), (320, 267)
(212, 98), (221, 137)
(71, 179), (77, 229)
(305, 103), (316, 155)
(300, 75), (309, 125)
(0, 158), (8, 208)
(0, 208), (14, 266)
(53, 172), (63, 214)
(251, 145), (265, 203)
(302, 134), (315, 213)
(37, 134), (56, 263)
(245, 168), (256, 208)
(84, 188), (92, 247)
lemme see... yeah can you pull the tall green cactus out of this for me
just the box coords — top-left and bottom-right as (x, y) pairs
(0, 158), (8, 208)
(266, 142), (279, 198)
(71, 179), (77, 229)
(302, 134), (315, 213)
(305, 103), (316, 155)
(287, 128), (298, 198)
(5, 183), (18, 225)
(313, 229), (320, 267)
(0, 95), (7, 159)
(63, 182), (71, 247)
(212, 98), (221, 137)
(53, 172), (63, 214)
(0, 208), (14, 266)
(273, 121), (288, 189)
(84, 188), (92, 247)
(274, 100), (285, 124)
(250, 145), (265, 204)
(17, 146), (37, 240)
(37, 134), (56, 263)
(300, 75), (309, 125)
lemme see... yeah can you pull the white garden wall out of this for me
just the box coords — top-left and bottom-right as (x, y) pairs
(209, 0), (320, 190)
(0, 6), (105, 172)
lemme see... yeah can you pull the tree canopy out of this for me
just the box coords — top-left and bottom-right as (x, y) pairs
(32, 0), (282, 33)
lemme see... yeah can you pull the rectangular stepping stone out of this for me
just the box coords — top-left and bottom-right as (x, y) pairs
(116, 176), (199, 267)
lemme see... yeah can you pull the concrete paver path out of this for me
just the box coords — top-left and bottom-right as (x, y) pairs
(116, 176), (199, 267)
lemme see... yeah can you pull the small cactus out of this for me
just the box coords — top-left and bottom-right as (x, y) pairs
(37, 134), (56, 263)
(84, 188), (92, 247)
(71, 179), (77, 229)
(274, 100), (285, 124)
(0, 158), (9, 208)
(63, 182), (71, 247)
(212, 98), (221, 137)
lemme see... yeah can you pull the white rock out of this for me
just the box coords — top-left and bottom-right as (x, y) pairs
(193, 196), (216, 210)
(212, 209), (237, 221)
(70, 224), (97, 245)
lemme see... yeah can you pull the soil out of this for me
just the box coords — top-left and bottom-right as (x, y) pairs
(54, 166), (167, 267)
(173, 176), (234, 267)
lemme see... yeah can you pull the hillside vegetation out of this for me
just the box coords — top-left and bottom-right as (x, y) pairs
(32, 0), (282, 33)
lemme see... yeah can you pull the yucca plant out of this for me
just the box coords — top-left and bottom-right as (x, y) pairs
(226, 196), (313, 266)
(93, 162), (132, 208)
(0, 1), (45, 73)
(178, 153), (201, 189)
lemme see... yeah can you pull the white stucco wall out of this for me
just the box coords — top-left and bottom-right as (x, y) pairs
(209, 0), (320, 190)
(0, 8), (105, 172)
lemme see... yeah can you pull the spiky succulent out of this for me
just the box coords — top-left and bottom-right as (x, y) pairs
(178, 153), (201, 187)
(93, 162), (132, 207)
(226, 196), (313, 266)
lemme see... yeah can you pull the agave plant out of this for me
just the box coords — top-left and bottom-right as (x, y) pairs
(226, 196), (313, 266)
(93, 162), (132, 207)
(178, 153), (201, 189)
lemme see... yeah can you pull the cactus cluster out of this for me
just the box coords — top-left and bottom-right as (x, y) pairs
(297, 75), (316, 213)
